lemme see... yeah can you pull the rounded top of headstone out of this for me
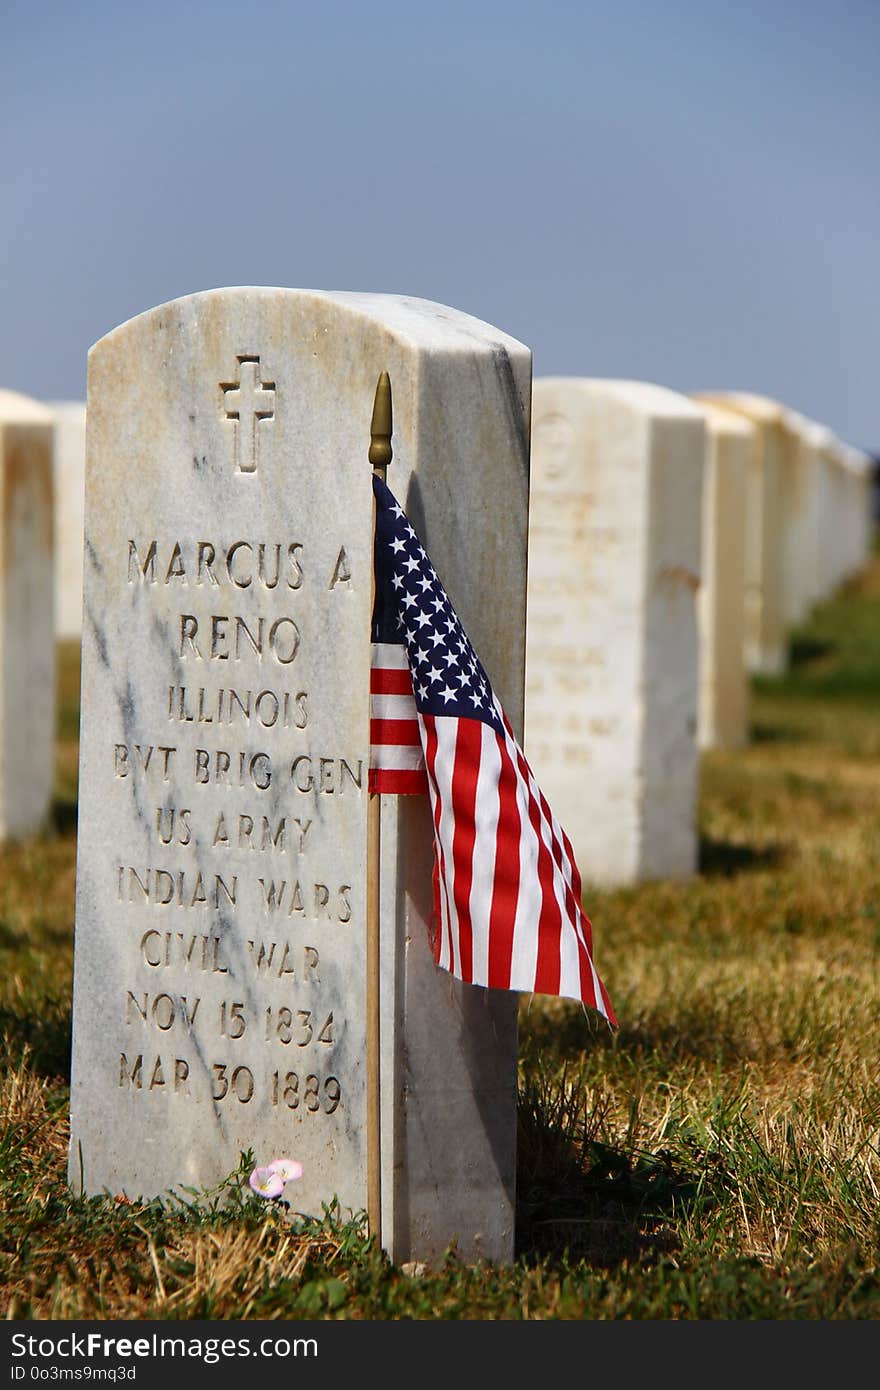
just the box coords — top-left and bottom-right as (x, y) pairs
(90, 287), (529, 361)
(838, 442), (874, 476)
(693, 400), (756, 438)
(535, 377), (704, 420)
(0, 388), (55, 424)
(691, 391), (787, 425)
(800, 418), (838, 452)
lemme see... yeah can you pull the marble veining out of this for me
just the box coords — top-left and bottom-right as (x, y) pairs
(68, 288), (529, 1265)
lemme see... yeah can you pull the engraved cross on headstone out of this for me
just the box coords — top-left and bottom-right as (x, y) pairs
(220, 355), (276, 474)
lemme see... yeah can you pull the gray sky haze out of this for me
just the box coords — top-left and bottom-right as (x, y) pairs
(2, 0), (877, 446)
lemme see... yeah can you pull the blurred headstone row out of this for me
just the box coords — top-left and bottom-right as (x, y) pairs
(0, 377), (874, 883)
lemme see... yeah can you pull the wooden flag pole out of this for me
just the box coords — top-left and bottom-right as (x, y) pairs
(366, 370), (392, 1244)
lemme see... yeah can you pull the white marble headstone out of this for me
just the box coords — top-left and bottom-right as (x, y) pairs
(525, 378), (704, 886)
(784, 418), (874, 607)
(48, 401), (86, 639)
(68, 288), (529, 1265)
(778, 412), (816, 629)
(824, 435), (851, 593)
(693, 393), (791, 674)
(694, 403), (751, 749)
(799, 420), (847, 601)
(0, 389), (55, 841)
(782, 410), (825, 621)
(838, 443), (874, 583)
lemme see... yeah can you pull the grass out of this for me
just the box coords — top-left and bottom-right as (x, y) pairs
(1, 566), (879, 1320)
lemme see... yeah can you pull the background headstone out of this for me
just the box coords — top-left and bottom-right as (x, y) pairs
(777, 410), (817, 629)
(807, 421), (849, 600)
(694, 402), (751, 749)
(525, 378), (704, 886)
(839, 443), (875, 583)
(68, 287), (529, 1265)
(0, 388), (55, 842)
(693, 392), (792, 674)
(825, 435), (851, 593)
(783, 410), (825, 620)
(48, 401), (86, 639)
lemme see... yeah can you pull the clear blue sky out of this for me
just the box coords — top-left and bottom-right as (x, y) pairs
(2, 0), (877, 446)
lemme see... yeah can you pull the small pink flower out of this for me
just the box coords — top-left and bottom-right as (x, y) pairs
(249, 1165), (284, 1199)
(248, 1157), (304, 1200)
(268, 1158), (303, 1183)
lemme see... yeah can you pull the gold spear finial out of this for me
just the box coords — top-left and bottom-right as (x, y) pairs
(369, 371), (393, 475)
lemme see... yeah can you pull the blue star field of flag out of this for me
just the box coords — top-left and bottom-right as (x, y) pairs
(371, 475), (505, 736)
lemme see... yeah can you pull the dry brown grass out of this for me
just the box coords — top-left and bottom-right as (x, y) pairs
(2, 578), (880, 1317)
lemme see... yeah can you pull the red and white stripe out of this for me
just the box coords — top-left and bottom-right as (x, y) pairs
(369, 643), (427, 795)
(419, 701), (615, 1023)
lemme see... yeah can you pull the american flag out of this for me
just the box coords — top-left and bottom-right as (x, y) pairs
(369, 474), (615, 1021)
